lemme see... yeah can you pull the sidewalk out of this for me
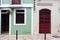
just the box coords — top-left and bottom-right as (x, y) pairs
(0, 35), (60, 40)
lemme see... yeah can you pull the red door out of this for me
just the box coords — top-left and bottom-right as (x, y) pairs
(39, 9), (51, 33)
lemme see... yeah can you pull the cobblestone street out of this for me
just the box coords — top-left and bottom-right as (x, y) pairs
(0, 35), (60, 40)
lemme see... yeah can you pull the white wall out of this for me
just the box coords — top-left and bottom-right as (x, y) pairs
(33, 1), (60, 35)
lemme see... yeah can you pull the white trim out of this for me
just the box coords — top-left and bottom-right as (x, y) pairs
(25, 8), (26, 25)
(31, 8), (33, 35)
(0, 4), (33, 8)
(0, 9), (1, 34)
(10, 4), (33, 7)
(0, 4), (10, 7)
(14, 8), (26, 25)
(21, 0), (23, 4)
(9, 12), (11, 35)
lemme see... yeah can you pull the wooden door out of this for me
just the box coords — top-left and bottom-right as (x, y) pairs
(39, 9), (51, 33)
(1, 10), (9, 33)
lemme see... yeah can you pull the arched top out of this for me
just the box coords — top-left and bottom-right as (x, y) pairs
(40, 9), (51, 11)
(39, 8), (51, 33)
(39, 9), (51, 13)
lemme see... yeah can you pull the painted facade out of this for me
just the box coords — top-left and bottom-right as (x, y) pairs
(33, 0), (60, 40)
(35, 0), (60, 34)
(0, 0), (33, 35)
(0, 0), (60, 40)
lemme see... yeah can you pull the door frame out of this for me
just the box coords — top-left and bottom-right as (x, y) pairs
(0, 8), (11, 35)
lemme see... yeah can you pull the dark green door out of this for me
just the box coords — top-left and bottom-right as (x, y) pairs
(1, 10), (9, 34)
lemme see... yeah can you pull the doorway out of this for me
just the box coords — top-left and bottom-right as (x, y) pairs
(39, 9), (51, 33)
(1, 10), (9, 34)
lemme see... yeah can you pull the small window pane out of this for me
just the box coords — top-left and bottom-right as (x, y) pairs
(16, 10), (24, 12)
(1, 10), (8, 12)
(12, 0), (21, 4)
(16, 10), (24, 24)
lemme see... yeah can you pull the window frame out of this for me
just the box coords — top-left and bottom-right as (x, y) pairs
(11, 0), (23, 5)
(14, 8), (26, 25)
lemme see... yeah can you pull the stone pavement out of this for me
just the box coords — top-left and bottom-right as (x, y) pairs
(0, 35), (60, 40)
(52, 38), (60, 40)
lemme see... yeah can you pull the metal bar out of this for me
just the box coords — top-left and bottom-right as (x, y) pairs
(16, 30), (18, 40)
(34, 0), (35, 11)
(44, 26), (46, 40)
(44, 32), (46, 40)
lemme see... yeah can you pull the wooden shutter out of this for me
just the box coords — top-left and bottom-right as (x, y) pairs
(12, 0), (21, 4)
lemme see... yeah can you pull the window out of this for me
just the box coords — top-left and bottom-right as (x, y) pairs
(12, 0), (21, 4)
(14, 9), (26, 25)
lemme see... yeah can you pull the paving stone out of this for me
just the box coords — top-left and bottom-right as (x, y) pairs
(0, 35), (60, 40)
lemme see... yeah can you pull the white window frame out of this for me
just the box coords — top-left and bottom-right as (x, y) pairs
(14, 8), (26, 25)
(11, 0), (23, 5)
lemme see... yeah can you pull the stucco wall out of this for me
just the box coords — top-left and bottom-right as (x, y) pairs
(33, 1), (60, 36)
